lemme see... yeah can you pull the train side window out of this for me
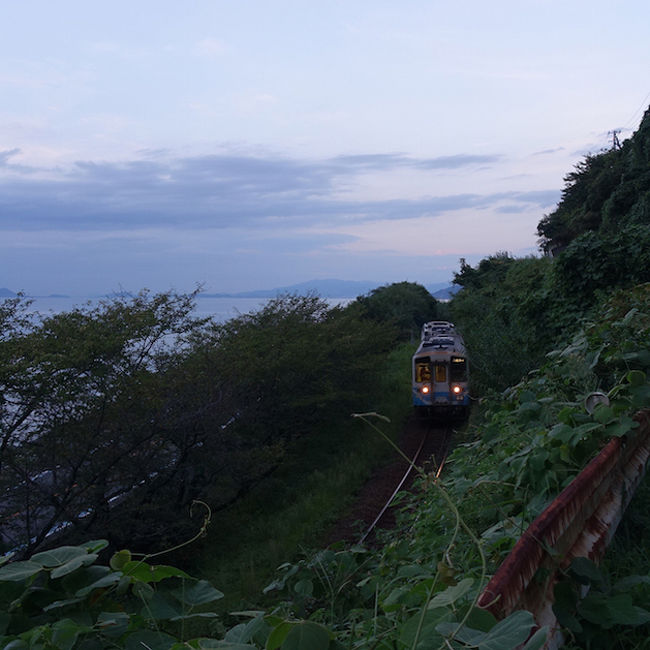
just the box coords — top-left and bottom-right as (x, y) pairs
(415, 359), (431, 382)
(434, 363), (446, 382)
(450, 357), (467, 382)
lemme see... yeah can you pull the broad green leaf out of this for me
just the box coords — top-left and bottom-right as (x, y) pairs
(74, 571), (122, 597)
(382, 586), (411, 610)
(570, 557), (604, 587)
(626, 370), (646, 386)
(570, 422), (602, 442)
(124, 629), (178, 650)
(83, 540), (109, 554)
(231, 610), (266, 618)
(224, 616), (266, 644)
(402, 608), (450, 648)
(170, 612), (219, 621)
(31, 546), (92, 568)
(578, 592), (615, 628)
(605, 417), (639, 438)
(133, 580), (154, 601)
(580, 592), (650, 627)
(52, 618), (89, 650)
(110, 549), (132, 570)
(189, 639), (257, 650)
(477, 610), (536, 650)
(265, 621), (293, 650)
(174, 579), (224, 606)
(397, 564), (433, 579)
(630, 384), (650, 408)
(293, 578), (313, 597)
(122, 561), (192, 583)
(592, 404), (615, 424)
(436, 621), (484, 646)
(428, 578), (474, 608)
(97, 611), (130, 638)
(263, 614), (285, 628)
(0, 561), (43, 582)
(146, 592), (183, 620)
(51, 554), (97, 578)
(43, 597), (84, 611)
(621, 605), (650, 626)
(465, 607), (498, 632)
(281, 621), (330, 650)
(548, 423), (574, 443)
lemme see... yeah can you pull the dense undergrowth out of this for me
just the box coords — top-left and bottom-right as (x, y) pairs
(0, 285), (437, 559)
(2, 284), (648, 648)
(188, 342), (416, 611)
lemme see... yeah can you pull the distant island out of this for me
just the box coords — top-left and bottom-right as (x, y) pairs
(1, 279), (458, 302)
(0, 288), (71, 299)
(199, 278), (458, 300)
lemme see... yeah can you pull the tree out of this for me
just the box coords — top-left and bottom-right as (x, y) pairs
(0, 291), (397, 556)
(0, 290), (205, 556)
(353, 282), (438, 341)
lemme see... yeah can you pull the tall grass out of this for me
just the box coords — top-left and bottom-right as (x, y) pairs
(188, 342), (415, 609)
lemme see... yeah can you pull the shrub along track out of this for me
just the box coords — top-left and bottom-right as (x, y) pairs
(323, 414), (455, 547)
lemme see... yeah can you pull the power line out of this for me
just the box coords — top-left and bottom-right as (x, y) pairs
(623, 90), (650, 130)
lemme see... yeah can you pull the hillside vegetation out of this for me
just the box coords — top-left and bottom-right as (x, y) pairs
(1, 110), (650, 648)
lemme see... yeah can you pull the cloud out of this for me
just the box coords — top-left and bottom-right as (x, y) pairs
(0, 148), (21, 166)
(332, 153), (501, 170)
(532, 147), (565, 156)
(0, 149), (555, 234)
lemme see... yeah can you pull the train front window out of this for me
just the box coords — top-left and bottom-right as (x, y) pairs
(450, 357), (467, 382)
(434, 363), (446, 383)
(415, 359), (431, 382)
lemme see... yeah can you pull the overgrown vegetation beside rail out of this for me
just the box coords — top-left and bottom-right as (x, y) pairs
(4, 286), (647, 648)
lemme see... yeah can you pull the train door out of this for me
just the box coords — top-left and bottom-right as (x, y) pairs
(433, 362), (447, 402)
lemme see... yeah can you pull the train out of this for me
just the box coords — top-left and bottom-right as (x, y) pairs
(412, 320), (469, 417)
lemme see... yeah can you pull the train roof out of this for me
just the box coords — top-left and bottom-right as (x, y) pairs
(414, 331), (466, 357)
(421, 320), (456, 339)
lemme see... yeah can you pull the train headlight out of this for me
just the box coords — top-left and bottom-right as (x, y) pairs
(452, 385), (462, 394)
(421, 385), (430, 394)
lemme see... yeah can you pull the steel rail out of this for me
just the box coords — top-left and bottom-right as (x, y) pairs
(358, 429), (430, 545)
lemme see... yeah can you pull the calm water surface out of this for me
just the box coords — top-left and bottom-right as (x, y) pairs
(25, 296), (350, 323)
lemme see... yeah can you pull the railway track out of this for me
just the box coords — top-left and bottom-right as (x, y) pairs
(325, 415), (455, 546)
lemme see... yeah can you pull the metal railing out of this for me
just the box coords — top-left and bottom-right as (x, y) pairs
(477, 410), (650, 647)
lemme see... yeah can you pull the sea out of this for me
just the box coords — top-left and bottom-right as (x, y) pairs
(23, 295), (352, 323)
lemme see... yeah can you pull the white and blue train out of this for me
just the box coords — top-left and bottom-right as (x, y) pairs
(412, 321), (469, 417)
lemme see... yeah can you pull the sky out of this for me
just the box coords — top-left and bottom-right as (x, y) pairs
(1, 1), (650, 296)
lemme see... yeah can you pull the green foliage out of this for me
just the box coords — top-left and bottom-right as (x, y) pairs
(0, 291), (396, 557)
(0, 539), (227, 649)
(552, 224), (650, 310)
(538, 106), (650, 255)
(445, 286), (650, 575)
(4, 285), (647, 649)
(554, 557), (650, 648)
(0, 289), (207, 556)
(451, 254), (569, 393)
(0, 534), (543, 650)
(352, 281), (438, 341)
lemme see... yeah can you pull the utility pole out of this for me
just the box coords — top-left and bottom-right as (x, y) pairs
(608, 129), (621, 150)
